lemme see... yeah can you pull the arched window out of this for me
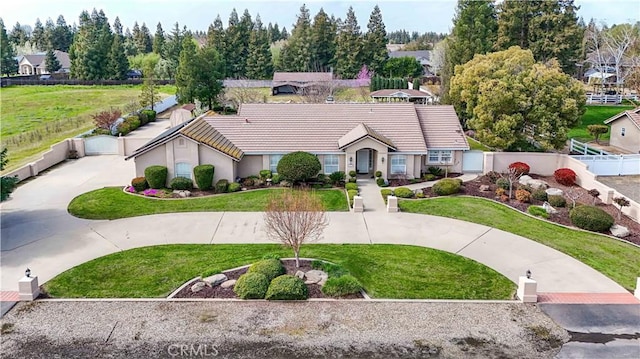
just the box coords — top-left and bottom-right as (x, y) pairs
(175, 162), (191, 179)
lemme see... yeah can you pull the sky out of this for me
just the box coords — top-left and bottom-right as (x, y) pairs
(2, 0), (639, 35)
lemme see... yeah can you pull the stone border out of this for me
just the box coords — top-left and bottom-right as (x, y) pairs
(36, 297), (518, 304)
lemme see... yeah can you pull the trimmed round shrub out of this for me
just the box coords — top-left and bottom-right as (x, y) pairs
(140, 109), (156, 122)
(169, 176), (193, 190)
(228, 182), (241, 192)
(321, 275), (363, 297)
(348, 170), (357, 178)
(376, 177), (386, 186)
(345, 182), (358, 191)
(259, 169), (272, 179)
(394, 187), (414, 198)
(131, 176), (148, 191)
(432, 178), (461, 196)
(423, 173), (436, 181)
(116, 121), (132, 136)
(271, 174), (281, 184)
(124, 115), (141, 130)
(508, 161), (530, 175)
(247, 259), (285, 282)
(515, 189), (531, 203)
(242, 178), (255, 187)
(548, 195), (566, 208)
(527, 205), (550, 219)
(144, 165), (168, 189)
(375, 170), (382, 178)
(215, 179), (229, 193)
(193, 164), (214, 190)
(531, 189), (548, 202)
(495, 178), (509, 190)
(234, 272), (269, 299)
(569, 205), (614, 232)
(554, 168), (577, 186)
(276, 151), (321, 183)
(265, 275), (308, 300)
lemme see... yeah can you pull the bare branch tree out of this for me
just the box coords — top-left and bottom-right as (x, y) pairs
(263, 190), (329, 267)
(502, 167), (523, 199)
(602, 24), (636, 91)
(224, 79), (266, 109)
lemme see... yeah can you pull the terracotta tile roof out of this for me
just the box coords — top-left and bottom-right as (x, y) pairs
(181, 103), (196, 112)
(604, 107), (640, 130)
(21, 51), (70, 70)
(180, 117), (244, 160)
(415, 106), (469, 150)
(370, 89), (432, 98)
(338, 123), (396, 150)
(273, 72), (333, 83)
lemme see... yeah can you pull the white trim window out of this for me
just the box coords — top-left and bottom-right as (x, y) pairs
(175, 162), (191, 179)
(428, 150), (452, 164)
(270, 154), (283, 173)
(390, 155), (406, 174)
(324, 154), (339, 174)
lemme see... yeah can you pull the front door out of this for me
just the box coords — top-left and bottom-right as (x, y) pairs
(356, 149), (369, 174)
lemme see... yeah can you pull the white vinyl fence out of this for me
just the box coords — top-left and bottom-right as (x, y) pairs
(572, 154), (640, 176)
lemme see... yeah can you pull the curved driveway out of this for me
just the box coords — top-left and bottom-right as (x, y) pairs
(0, 156), (628, 294)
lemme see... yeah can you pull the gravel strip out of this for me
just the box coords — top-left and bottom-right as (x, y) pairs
(0, 301), (568, 358)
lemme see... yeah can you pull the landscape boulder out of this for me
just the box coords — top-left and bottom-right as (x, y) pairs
(479, 185), (490, 192)
(610, 224), (630, 238)
(519, 175), (548, 189)
(304, 270), (328, 285)
(191, 281), (208, 293)
(546, 188), (563, 197)
(220, 279), (236, 289)
(542, 202), (558, 214)
(203, 274), (228, 287)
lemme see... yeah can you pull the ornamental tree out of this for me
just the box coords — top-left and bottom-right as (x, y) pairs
(276, 151), (321, 184)
(587, 125), (608, 144)
(449, 46), (586, 150)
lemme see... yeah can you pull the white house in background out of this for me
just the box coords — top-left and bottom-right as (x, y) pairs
(604, 107), (640, 154)
(17, 51), (71, 75)
(126, 103), (469, 186)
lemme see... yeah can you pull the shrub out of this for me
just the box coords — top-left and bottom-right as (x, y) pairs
(375, 170), (382, 178)
(169, 176), (193, 190)
(92, 108), (122, 130)
(416, 192), (425, 198)
(345, 182), (358, 191)
(394, 187), (414, 198)
(271, 174), (281, 184)
(554, 168), (577, 186)
(515, 189), (531, 202)
(140, 109), (156, 122)
(215, 179), (229, 193)
(495, 178), (509, 190)
(423, 174), (436, 181)
(193, 165), (214, 190)
(242, 178), (255, 187)
(381, 189), (393, 203)
(144, 166), (168, 189)
(531, 189), (548, 202)
(348, 170), (357, 178)
(247, 259), (285, 282)
(569, 205), (614, 232)
(116, 121), (132, 136)
(527, 206), (550, 219)
(432, 178), (461, 196)
(259, 170), (272, 179)
(234, 272), (269, 299)
(495, 187), (506, 196)
(228, 182), (241, 192)
(347, 189), (358, 207)
(124, 115), (141, 131)
(548, 195), (566, 208)
(276, 151), (321, 183)
(508, 162), (530, 175)
(376, 177), (386, 187)
(131, 177), (148, 191)
(486, 171), (501, 183)
(329, 171), (346, 185)
(427, 166), (443, 176)
(265, 275), (308, 300)
(322, 275), (363, 297)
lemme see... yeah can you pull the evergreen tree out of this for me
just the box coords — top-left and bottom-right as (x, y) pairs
(50, 15), (74, 52)
(140, 62), (159, 110)
(364, 5), (388, 75)
(280, 4), (313, 71)
(310, 8), (336, 71)
(32, 18), (45, 50)
(43, 18), (55, 49)
(175, 34), (198, 103)
(152, 22), (165, 56)
(335, 6), (363, 79)
(123, 28), (138, 57)
(69, 9), (112, 80)
(163, 22), (184, 79)
(107, 32), (129, 79)
(0, 19), (18, 76)
(223, 9), (243, 77)
(281, 26), (289, 40)
(139, 23), (153, 53)
(271, 23), (281, 42)
(9, 22), (29, 47)
(45, 48), (61, 73)
(193, 45), (225, 109)
(113, 17), (123, 39)
(207, 15), (225, 52)
(246, 15), (273, 79)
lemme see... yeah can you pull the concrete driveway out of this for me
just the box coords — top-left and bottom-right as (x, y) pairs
(0, 156), (632, 296)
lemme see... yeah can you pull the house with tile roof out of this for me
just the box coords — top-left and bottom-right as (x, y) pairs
(126, 103), (469, 186)
(604, 107), (640, 154)
(17, 51), (71, 75)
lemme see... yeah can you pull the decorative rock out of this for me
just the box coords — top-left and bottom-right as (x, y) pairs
(191, 281), (207, 293)
(203, 273), (228, 287)
(542, 202), (558, 214)
(479, 185), (490, 192)
(546, 188), (563, 196)
(304, 270), (328, 285)
(295, 270), (305, 279)
(610, 224), (630, 238)
(527, 179), (549, 190)
(220, 279), (236, 289)
(519, 175), (533, 184)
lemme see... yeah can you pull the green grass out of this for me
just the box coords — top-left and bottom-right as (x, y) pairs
(68, 187), (349, 219)
(43, 244), (515, 299)
(399, 197), (640, 291)
(568, 105), (633, 141)
(466, 136), (492, 151)
(0, 85), (176, 171)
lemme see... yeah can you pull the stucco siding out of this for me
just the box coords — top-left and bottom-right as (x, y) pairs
(237, 155), (263, 178)
(609, 120), (640, 153)
(134, 145), (167, 178)
(198, 146), (235, 184)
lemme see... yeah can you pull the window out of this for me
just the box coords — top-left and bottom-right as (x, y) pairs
(175, 162), (191, 179)
(270, 154), (283, 173)
(324, 154), (339, 174)
(177, 138), (186, 147)
(390, 155), (406, 174)
(427, 150), (452, 164)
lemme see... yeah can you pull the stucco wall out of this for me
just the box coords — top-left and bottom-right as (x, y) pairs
(198, 146), (235, 184)
(134, 144), (167, 178)
(421, 151), (465, 174)
(344, 138), (390, 179)
(4, 139), (73, 182)
(237, 155), (263, 178)
(609, 120), (640, 154)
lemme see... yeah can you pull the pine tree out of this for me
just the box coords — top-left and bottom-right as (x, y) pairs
(139, 23), (153, 53)
(123, 28), (138, 57)
(113, 17), (123, 39)
(281, 26), (289, 40)
(108, 32), (129, 79)
(152, 22), (165, 56)
(69, 9), (112, 80)
(32, 19), (45, 50)
(9, 22), (29, 47)
(271, 23), (281, 42)
(310, 8), (336, 71)
(0, 19), (18, 76)
(45, 48), (61, 73)
(335, 6), (364, 79)
(280, 4), (313, 71)
(223, 9), (243, 77)
(175, 34), (198, 103)
(237, 9), (254, 77)
(140, 63), (159, 110)
(364, 5), (388, 75)
(49, 16), (74, 52)
(163, 22), (184, 79)
(207, 15), (225, 53)
(193, 45), (225, 109)
(246, 15), (273, 79)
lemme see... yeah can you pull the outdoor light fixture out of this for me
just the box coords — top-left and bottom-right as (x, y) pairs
(381, 156), (385, 163)
(25, 268), (31, 278)
(526, 269), (531, 279)
(349, 157), (353, 165)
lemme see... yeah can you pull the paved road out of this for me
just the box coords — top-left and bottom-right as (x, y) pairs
(0, 156), (630, 295)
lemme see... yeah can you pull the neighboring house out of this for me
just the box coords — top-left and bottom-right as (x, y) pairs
(127, 69), (143, 79)
(18, 51), (71, 75)
(271, 72), (333, 95)
(126, 103), (470, 186)
(604, 107), (640, 154)
(370, 89), (433, 104)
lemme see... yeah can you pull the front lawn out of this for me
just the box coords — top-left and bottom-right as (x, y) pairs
(399, 197), (640, 291)
(68, 187), (348, 219)
(568, 105), (633, 141)
(43, 244), (515, 299)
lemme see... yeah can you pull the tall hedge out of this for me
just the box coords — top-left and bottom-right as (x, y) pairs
(144, 165), (168, 189)
(276, 151), (321, 184)
(194, 164), (214, 190)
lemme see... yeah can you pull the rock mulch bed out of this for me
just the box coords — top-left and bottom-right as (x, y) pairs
(173, 259), (364, 299)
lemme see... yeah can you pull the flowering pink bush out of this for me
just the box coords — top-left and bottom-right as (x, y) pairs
(127, 186), (136, 193)
(143, 188), (159, 197)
